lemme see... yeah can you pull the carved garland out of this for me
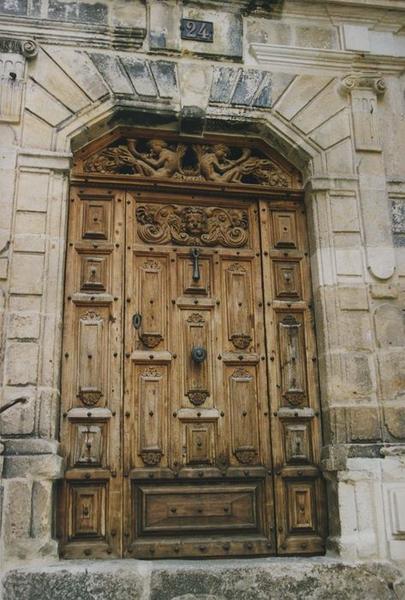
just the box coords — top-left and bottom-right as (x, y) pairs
(136, 204), (249, 248)
(82, 139), (292, 188)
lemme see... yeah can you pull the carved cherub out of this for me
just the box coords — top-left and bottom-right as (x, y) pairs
(127, 139), (185, 178)
(198, 144), (252, 182)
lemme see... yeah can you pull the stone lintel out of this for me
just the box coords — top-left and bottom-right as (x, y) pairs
(17, 150), (72, 171)
(3, 454), (64, 479)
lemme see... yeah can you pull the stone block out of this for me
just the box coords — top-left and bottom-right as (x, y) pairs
(90, 53), (134, 95)
(378, 351), (405, 402)
(3, 454), (64, 479)
(370, 284), (399, 300)
(181, 6), (242, 59)
(275, 75), (332, 121)
(1, 479), (32, 544)
(335, 247), (363, 277)
(150, 61), (178, 100)
(179, 62), (212, 111)
(293, 80), (345, 135)
(209, 67), (272, 108)
(374, 304), (405, 348)
(247, 20), (292, 46)
(38, 388), (60, 439)
(384, 406), (405, 440)
(14, 210), (46, 235)
(338, 312), (373, 351)
(9, 252), (44, 294)
(120, 57), (157, 97)
(13, 233), (46, 253)
(0, 0), (27, 15)
(295, 25), (338, 50)
(8, 311), (41, 339)
(30, 49), (89, 113)
(348, 405), (381, 442)
(149, 0), (181, 51)
(343, 25), (370, 53)
(309, 109), (351, 150)
(25, 80), (72, 127)
(47, 47), (109, 101)
(5, 341), (38, 385)
(31, 480), (53, 538)
(326, 139), (354, 174)
(0, 389), (35, 435)
(48, 0), (108, 23)
(16, 171), (49, 212)
(392, 199), (405, 248)
(330, 194), (360, 233)
(338, 286), (368, 310)
(342, 352), (375, 397)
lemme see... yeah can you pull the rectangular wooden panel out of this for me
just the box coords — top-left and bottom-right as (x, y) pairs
(68, 482), (106, 540)
(185, 422), (215, 465)
(81, 199), (112, 240)
(76, 307), (107, 407)
(79, 252), (109, 293)
(283, 420), (312, 464)
(271, 210), (298, 249)
(135, 255), (168, 349)
(71, 421), (107, 467)
(227, 366), (259, 465)
(137, 365), (166, 467)
(182, 310), (212, 407)
(223, 260), (254, 351)
(277, 312), (308, 408)
(273, 259), (302, 299)
(178, 253), (212, 296)
(135, 482), (262, 535)
(286, 480), (317, 533)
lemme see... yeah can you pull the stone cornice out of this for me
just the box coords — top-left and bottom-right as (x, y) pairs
(250, 43), (405, 74)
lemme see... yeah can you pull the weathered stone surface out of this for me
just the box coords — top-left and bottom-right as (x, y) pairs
(2, 559), (403, 600)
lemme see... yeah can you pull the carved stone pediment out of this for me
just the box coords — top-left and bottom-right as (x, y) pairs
(78, 137), (299, 189)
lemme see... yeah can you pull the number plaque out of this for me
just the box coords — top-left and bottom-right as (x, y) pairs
(181, 19), (214, 43)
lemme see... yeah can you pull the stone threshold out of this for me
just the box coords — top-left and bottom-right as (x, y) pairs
(1, 557), (405, 600)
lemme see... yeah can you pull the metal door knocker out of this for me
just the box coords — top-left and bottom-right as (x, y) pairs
(191, 247), (201, 281)
(191, 346), (207, 364)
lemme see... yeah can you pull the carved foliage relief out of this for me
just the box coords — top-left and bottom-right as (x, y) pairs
(136, 204), (249, 248)
(82, 138), (296, 189)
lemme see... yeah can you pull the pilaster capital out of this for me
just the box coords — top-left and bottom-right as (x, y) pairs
(340, 72), (386, 96)
(0, 37), (38, 59)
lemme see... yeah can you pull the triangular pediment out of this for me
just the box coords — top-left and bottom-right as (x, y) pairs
(73, 131), (302, 191)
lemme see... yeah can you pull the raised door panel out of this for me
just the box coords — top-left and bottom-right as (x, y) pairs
(59, 187), (124, 559)
(259, 200), (326, 555)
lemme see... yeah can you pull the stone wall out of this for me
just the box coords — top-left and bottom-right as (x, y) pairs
(0, 0), (404, 573)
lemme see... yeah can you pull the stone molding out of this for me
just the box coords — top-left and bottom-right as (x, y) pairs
(0, 37), (38, 59)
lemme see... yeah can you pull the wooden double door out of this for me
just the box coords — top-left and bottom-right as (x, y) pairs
(59, 185), (326, 559)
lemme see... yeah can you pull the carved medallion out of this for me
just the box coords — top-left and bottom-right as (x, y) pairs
(83, 139), (292, 189)
(187, 312), (205, 323)
(140, 449), (162, 466)
(230, 333), (252, 349)
(231, 368), (252, 381)
(234, 448), (258, 465)
(78, 388), (103, 407)
(140, 333), (163, 348)
(186, 389), (209, 406)
(136, 204), (249, 248)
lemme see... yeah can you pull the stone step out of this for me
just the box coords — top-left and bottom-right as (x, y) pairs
(1, 558), (404, 600)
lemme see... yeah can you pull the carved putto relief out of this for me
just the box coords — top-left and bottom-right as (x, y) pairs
(136, 204), (249, 247)
(82, 138), (292, 188)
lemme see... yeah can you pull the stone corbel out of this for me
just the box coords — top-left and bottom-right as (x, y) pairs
(0, 37), (38, 123)
(340, 72), (386, 152)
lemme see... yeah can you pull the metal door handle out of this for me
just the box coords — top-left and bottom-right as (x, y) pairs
(191, 346), (207, 364)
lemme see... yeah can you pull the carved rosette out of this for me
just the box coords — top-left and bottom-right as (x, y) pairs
(136, 204), (249, 248)
(141, 449), (162, 466)
(234, 448), (257, 465)
(186, 389), (209, 406)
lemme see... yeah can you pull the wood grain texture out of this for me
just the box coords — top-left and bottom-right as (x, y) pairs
(60, 150), (325, 559)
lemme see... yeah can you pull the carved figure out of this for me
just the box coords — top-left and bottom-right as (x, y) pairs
(127, 139), (185, 178)
(83, 138), (293, 188)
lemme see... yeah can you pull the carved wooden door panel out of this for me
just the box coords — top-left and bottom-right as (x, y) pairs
(123, 192), (275, 558)
(58, 187), (124, 558)
(59, 186), (326, 559)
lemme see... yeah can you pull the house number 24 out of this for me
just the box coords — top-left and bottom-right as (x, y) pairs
(180, 19), (214, 43)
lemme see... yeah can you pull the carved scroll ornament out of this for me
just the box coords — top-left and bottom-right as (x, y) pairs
(136, 204), (249, 248)
(83, 139), (291, 188)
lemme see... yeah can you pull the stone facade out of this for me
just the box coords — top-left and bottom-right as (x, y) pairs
(0, 0), (404, 595)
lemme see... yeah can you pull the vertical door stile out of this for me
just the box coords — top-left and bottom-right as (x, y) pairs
(123, 189), (133, 555)
(259, 197), (326, 555)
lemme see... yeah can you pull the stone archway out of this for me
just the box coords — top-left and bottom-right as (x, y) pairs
(57, 128), (326, 559)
